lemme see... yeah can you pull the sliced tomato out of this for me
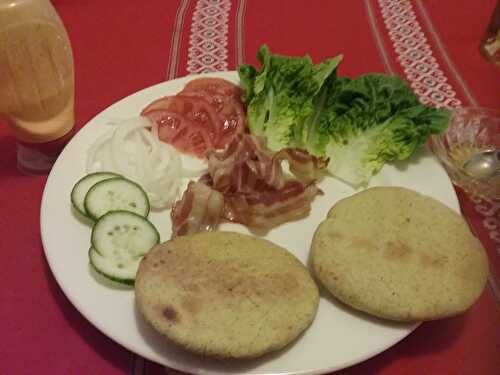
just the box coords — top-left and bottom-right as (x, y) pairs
(141, 78), (248, 158)
(181, 78), (247, 148)
(140, 96), (172, 114)
(142, 99), (218, 159)
(182, 77), (243, 99)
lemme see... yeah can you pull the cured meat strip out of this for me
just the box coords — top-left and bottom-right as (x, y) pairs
(171, 134), (327, 237)
(170, 181), (224, 238)
(275, 148), (329, 184)
(207, 134), (327, 191)
(223, 182), (321, 228)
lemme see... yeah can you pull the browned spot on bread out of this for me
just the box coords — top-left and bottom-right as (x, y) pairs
(327, 231), (343, 241)
(180, 281), (201, 293)
(348, 236), (375, 251)
(384, 240), (411, 260)
(181, 296), (203, 315)
(162, 306), (178, 323)
(420, 252), (448, 268)
(270, 272), (301, 296)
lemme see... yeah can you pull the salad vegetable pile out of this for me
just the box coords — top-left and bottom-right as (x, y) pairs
(238, 45), (450, 186)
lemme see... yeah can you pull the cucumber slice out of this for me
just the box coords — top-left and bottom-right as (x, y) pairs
(91, 210), (160, 259)
(84, 177), (150, 220)
(71, 172), (120, 217)
(89, 247), (139, 285)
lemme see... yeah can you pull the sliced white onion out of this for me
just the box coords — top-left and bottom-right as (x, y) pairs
(181, 165), (208, 178)
(180, 154), (208, 178)
(86, 116), (183, 210)
(86, 133), (112, 172)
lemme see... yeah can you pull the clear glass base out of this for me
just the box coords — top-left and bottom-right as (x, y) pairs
(16, 142), (58, 175)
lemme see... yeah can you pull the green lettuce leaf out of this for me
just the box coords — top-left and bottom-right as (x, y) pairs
(238, 47), (450, 186)
(237, 45), (343, 151)
(306, 73), (449, 185)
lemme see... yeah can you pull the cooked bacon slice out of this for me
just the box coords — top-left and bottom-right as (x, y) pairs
(206, 134), (277, 191)
(223, 182), (321, 228)
(170, 181), (224, 238)
(170, 134), (327, 237)
(275, 148), (329, 184)
(206, 134), (327, 191)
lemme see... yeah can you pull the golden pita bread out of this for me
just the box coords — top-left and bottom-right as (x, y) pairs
(135, 231), (319, 358)
(311, 186), (489, 322)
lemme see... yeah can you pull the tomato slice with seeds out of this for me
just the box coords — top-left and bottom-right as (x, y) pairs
(141, 78), (247, 159)
(181, 78), (247, 149)
(182, 77), (243, 99)
(144, 109), (216, 158)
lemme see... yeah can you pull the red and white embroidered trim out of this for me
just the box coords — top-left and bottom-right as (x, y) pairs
(364, 0), (395, 74)
(378, 0), (462, 108)
(235, 0), (247, 66)
(187, 0), (231, 74)
(166, 0), (191, 79)
(414, 0), (478, 106)
(471, 197), (500, 256)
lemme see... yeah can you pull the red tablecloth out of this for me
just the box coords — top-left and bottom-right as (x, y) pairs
(1, 1), (499, 374)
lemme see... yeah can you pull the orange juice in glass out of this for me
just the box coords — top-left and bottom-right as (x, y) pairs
(0, 0), (75, 174)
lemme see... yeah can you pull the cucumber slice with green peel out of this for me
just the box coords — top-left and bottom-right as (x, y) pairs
(89, 247), (139, 285)
(71, 172), (120, 217)
(91, 210), (159, 259)
(84, 177), (150, 220)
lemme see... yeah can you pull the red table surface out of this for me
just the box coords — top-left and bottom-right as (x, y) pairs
(1, 1), (499, 374)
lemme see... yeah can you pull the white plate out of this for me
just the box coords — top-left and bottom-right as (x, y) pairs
(41, 71), (459, 375)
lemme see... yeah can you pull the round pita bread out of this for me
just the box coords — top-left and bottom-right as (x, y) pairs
(135, 231), (319, 358)
(311, 186), (489, 322)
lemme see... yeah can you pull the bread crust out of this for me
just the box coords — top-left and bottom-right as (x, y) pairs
(311, 186), (489, 322)
(135, 231), (319, 358)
